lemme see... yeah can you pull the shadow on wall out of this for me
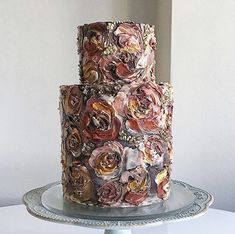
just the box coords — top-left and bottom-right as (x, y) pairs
(112, 0), (172, 83)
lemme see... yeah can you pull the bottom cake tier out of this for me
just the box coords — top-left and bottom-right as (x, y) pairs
(59, 82), (173, 207)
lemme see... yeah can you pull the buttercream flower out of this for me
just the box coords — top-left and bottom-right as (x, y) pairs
(61, 86), (83, 115)
(66, 128), (82, 157)
(70, 165), (94, 202)
(82, 98), (121, 141)
(141, 136), (166, 166)
(83, 22), (107, 60)
(114, 82), (164, 133)
(89, 141), (124, 179)
(114, 23), (143, 54)
(121, 166), (149, 205)
(155, 168), (170, 199)
(99, 53), (143, 84)
(98, 181), (122, 205)
(82, 60), (99, 84)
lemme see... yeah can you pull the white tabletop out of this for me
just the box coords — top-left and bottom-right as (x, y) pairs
(0, 205), (234, 234)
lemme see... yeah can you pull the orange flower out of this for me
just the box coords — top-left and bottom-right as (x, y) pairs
(82, 98), (121, 141)
(89, 141), (123, 179)
(121, 166), (149, 205)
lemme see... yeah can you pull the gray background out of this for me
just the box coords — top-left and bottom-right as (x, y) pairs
(0, 0), (234, 212)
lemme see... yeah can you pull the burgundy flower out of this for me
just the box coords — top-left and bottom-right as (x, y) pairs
(121, 166), (149, 205)
(61, 85), (83, 115)
(82, 98), (121, 141)
(114, 82), (165, 134)
(99, 54), (143, 84)
(66, 128), (82, 157)
(98, 181), (123, 205)
(89, 141), (124, 180)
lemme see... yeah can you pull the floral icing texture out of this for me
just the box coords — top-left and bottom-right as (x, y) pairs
(83, 61), (99, 84)
(99, 54), (143, 84)
(61, 85), (83, 115)
(60, 21), (173, 207)
(82, 22), (107, 61)
(141, 136), (166, 166)
(155, 168), (170, 199)
(65, 128), (82, 158)
(98, 181), (123, 205)
(89, 141), (124, 180)
(79, 21), (156, 85)
(114, 23), (142, 54)
(121, 166), (149, 205)
(114, 81), (169, 134)
(67, 165), (94, 203)
(82, 98), (121, 141)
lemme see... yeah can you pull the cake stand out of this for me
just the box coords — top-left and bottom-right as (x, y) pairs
(23, 180), (213, 234)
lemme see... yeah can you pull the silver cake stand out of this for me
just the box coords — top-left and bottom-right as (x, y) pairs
(23, 180), (213, 234)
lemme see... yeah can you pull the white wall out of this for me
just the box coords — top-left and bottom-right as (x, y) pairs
(171, 0), (235, 211)
(126, 0), (172, 82)
(0, 0), (171, 206)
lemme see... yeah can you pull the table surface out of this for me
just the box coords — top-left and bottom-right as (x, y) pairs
(0, 205), (234, 234)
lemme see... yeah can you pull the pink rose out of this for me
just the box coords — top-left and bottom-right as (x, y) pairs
(141, 136), (166, 166)
(114, 23), (143, 54)
(114, 82), (164, 133)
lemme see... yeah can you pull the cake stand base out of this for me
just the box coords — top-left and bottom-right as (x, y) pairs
(105, 230), (132, 234)
(23, 180), (213, 233)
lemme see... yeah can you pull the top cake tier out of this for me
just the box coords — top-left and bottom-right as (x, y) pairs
(78, 21), (157, 86)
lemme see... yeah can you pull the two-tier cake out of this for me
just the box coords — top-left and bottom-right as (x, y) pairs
(59, 21), (173, 207)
